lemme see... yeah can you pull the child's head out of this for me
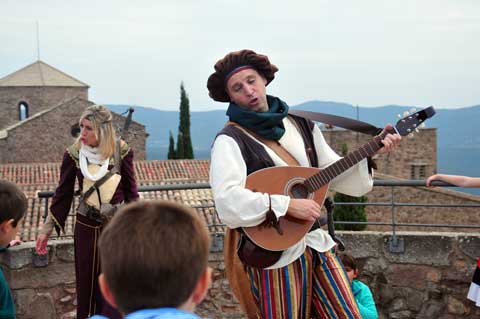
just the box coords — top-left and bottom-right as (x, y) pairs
(98, 200), (211, 315)
(0, 180), (27, 246)
(339, 253), (359, 283)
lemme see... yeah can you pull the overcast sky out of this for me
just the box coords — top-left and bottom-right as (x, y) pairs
(1, 0), (479, 111)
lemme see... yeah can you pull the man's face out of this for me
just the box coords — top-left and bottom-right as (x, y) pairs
(226, 68), (269, 112)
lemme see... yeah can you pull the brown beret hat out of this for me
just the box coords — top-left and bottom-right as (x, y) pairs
(207, 49), (279, 102)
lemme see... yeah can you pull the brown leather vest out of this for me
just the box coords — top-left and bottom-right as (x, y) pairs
(216, 115), (319, 268)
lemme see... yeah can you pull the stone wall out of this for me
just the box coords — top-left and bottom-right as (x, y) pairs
(111, 111), (147, 161)
(0, 98), (147, 163)
(322, 128), (437, 179)
(2, 232), (480, 319)
(0, 98), (91, 164)
(0, 86), (88, 130)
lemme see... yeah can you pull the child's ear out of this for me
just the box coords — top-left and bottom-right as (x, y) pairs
(192, 267), (212, 305)
(353, 269), (359, 279)
(99, 273), (118, 309)
(0, 219), (14, 233)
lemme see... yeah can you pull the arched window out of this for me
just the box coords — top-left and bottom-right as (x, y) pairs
(70, 123), (80, 138)
(18, 102), (29, 121)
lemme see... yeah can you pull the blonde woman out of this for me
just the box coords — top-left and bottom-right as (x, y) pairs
(36, 105), (139, 319)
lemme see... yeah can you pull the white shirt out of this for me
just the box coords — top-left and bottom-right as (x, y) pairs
(210, 117), (373, 269)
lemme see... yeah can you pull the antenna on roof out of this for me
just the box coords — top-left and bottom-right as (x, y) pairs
(36, 21), (40, 60)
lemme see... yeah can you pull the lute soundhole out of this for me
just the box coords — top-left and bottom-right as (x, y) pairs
(286, 178), (313, 199)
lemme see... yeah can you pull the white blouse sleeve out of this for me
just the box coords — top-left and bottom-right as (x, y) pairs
(312, 125), (373, 197)
(209, 134), (290, 228)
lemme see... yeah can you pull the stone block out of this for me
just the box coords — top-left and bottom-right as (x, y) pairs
(60, 310), (76, 319)
(404, 288), (427, 312)
(363, 256), (389, 274)
(338, 231), (382, 258)
(64, 287), (76, 294)
(389, 297), (408, 312)
(387, 264), (438, 290)
(457, 235), (480, 260)
(441, 258), (472, 284)
(60, 295), (72, 303)
(12, 288), (35, 316)
(390, 310), (413, 319)
(417, 300), (445, 319)
(8, 263), (75, 289)
(0, 246), (33, 269)
(383, 233), (452, 266)
(33, 252), (49, 267)
(55, 241), (75, 262)
(28, 293), (57, 319)
(447, 296), (469, 315)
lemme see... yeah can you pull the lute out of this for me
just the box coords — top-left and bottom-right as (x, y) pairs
(242, 106), (436, 251)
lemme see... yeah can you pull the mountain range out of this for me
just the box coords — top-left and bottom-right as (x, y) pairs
(107, 101), (480, 195)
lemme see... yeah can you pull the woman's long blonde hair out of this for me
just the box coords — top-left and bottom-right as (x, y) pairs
(77, 104), (117, 159)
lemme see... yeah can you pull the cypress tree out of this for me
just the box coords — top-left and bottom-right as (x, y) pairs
(167, 130), (176, 159)
(177, 82), (194, 159)
(176, 131), (184, 159)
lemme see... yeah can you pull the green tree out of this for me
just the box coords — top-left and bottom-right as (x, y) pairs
(176, 82), (194, 159)
(176, 131), (184, 159)
(333, 192), (368, 231)
(167, 130), (176, 159)
(333, 141), (367, 230)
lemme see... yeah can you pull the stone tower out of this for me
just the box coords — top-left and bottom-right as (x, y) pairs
(0, 60), (89, 130)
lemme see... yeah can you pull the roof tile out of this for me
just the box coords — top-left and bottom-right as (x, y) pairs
(0, 159), (215, 241)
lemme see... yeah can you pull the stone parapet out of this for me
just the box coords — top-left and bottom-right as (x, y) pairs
(2, 232), (480, 318)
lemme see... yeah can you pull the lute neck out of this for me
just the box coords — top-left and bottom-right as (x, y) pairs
(304, 130), (387, 192)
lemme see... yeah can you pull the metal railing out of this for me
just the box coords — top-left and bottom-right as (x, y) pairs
(35, 180), (480, 252)
(334, 180), (480, 252)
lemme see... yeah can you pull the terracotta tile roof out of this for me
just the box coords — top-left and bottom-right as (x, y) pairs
(0, 162), (61, 186)
(0, 159), (216, 242)
(0, 159), (210, 186)
(0, 60), (89, 87)
(21, 186), (221, 243)
(134, 160), (210, 183)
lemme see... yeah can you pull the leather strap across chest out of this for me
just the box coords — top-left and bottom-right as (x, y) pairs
(227, 121), (301, 167)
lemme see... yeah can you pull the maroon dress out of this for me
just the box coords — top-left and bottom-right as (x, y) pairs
(50, 142), (139, 319)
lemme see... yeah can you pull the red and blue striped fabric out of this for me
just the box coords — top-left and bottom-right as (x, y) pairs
(467, 257), (480, 307)
(246, 248), (361, 318)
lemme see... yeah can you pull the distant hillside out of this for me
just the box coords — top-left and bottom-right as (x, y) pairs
(108, 101), (480, 195)
(108, 104), (226, 160)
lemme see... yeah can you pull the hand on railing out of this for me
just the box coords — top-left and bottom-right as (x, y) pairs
(9, 239), (22, 247)
(35, 233), (49, 255)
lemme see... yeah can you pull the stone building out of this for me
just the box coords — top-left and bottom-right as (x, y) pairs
(322, 126), (437, 180)
(0, 60), (147, 163)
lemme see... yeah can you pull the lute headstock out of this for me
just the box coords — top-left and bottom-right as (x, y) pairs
(394, 106), (435, 136)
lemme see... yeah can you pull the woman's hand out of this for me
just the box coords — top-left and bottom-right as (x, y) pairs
(426, 174), (441, 187)
(287, 199), (321, 221)
(35, 233), (50, 255)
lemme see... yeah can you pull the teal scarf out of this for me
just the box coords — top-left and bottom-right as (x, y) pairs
(226, 95), (289, 140)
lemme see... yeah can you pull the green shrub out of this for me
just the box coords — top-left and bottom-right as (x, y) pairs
(333, 192), (368, 231)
